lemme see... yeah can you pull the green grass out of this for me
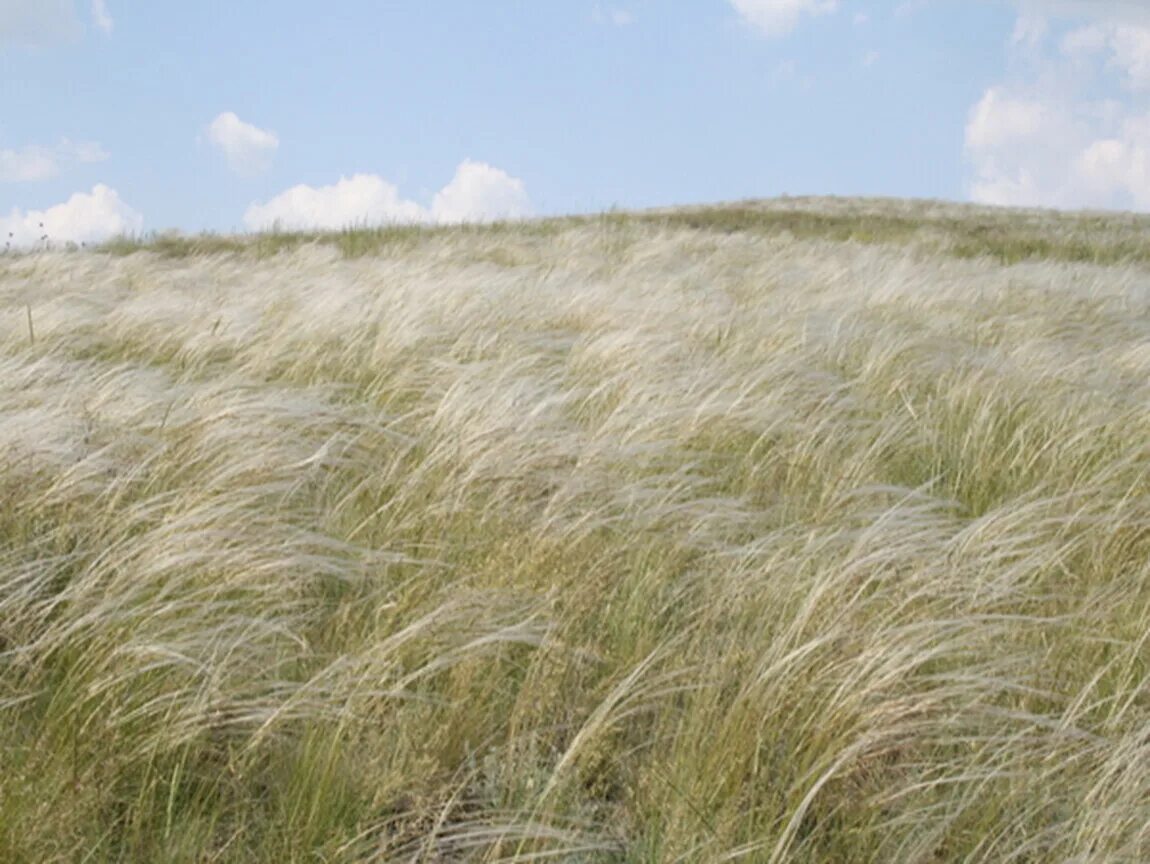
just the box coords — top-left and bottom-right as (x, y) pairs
(89, 196), (1150, 268)
(95, 218), (570, 261)
(2, 197), (1150, 861)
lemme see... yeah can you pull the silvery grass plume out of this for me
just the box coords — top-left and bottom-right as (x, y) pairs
(1, 201), (1149, 861)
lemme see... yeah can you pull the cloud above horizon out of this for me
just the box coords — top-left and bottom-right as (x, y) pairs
(729, 0), (838, 38)
(206, 112), (280, 177)
(1, 184), (143, 247)
(965, 3), (1150, 210)
(91, 0), (112, 34)
(243, 160), (532, 231)
(0, 138), (109, 184)
(430, 160), (533, 224)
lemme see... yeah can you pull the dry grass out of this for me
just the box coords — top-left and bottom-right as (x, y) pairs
(2, 198), (1150, 861)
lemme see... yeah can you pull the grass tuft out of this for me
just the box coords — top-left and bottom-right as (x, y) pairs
(3, 196), (1150, 860)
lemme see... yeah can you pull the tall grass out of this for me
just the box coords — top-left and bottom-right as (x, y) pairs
(2, 200), (1150, 861)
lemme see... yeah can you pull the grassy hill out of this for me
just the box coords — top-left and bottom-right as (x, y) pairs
(2, 197), (1149, 861)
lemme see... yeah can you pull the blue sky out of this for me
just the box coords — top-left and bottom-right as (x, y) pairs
(4, 0), (1150, 245)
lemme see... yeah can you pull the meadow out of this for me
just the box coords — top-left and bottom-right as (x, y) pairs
(2, 197), (1150, 861)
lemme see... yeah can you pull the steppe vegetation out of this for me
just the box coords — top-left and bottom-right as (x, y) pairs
(2, 197), (1150, 861)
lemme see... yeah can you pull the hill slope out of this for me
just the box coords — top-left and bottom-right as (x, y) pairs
(2, 198), (1150, 861)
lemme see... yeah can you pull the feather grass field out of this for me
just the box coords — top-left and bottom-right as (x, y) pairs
(2, 197), (1150, 861)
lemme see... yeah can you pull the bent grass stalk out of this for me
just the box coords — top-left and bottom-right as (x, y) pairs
(1, 199), (1149, 860)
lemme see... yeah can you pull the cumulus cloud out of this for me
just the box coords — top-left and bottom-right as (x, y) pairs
(243, 160), (532, 231)
(206, 112), (279, 177)
(1061, 22), (1150, 91)
(1, 184), (143, 247)
(965, 88), (1074, 207)
(0, 0), (82, 46)
(0, 138), (109, 183)
(964, 3), (1150, 210)
(243, 175), (426, 231)
(965, 88), (1050, 157)
(91, 0), (112, 34)
(965, 84), (1150, 210)
(430, 160), (532, 224)
(729, 0), (838, 38)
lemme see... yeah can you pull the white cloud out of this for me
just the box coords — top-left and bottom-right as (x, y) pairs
(1, 184), (143, 247)
(206, 112), (279, 177)
(1105, 47), (1145, 86)
(1060, 23), (1107, 56)
(243, 160), (532, 232)
(964, 3), (1150, 211)
(1061, 22), (1150, 91)
(964, 88), (1073, 207)
(0, 0), (82, 46)
(862, 50), (880, 67)
(1076, 136), (1148, 205)
(91, 0), (112, 34)
(430, 160), (532, 224)
(0, 149), (57, 184)
(729, 0), (838, 38)
(243, 174), (427, 231)
(963, 86), (1150, 209)
(1011, 14), (1048, 48)
(965, 88), (1049, 156)
(0, 138), (109, 183)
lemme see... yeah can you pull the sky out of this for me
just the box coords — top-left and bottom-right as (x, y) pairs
(4, 0), (1150, 246)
